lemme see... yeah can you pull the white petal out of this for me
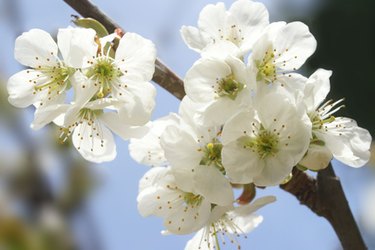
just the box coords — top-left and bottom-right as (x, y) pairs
(7, 70), (41, 108)
(197, 2), (226, 39)
(100, 112), (148, 140)
(228, 0), (269, 53)
(201, 40), (241, 59)
(274, 22), (317, 71)
(138, 167), (169, 193)
(222, 140), (264, 184)
(57, 27), (98, 68)
(72, 71), (99, 106)
(84, 98), (122, 110)
(201, 88), (251, 127)
(184, 58), (232, 103)
(72, 120), (116, 163)
(299, 144), (332, 171)
(180, 26), (209, 52)
(137, 187), (162, 217)
(194, 166), (234, 206)
(185, 228), (212, 250)
(31, 104), (69, 130)
(221, 109), (257, 145)
(253, 151), (295, 186)
(303, 69), (332, 111)
(14, 29), (58, 68)
(164, 198), (211, 235)
(275, 73), (307, 94)
(129, 114), (179, 167)
(322, 118), (372, 167)
(115, 79), (156, 126)
(228, 196), (276, 233)
(115, 32), (156, 81)
(248, 26), (277, 63)
(161, 124), (202, 169)
(178, 96), (207, 127)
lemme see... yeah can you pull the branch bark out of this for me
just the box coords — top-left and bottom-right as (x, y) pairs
(62, 0), (366, 249)
(280, 164), (366, 249)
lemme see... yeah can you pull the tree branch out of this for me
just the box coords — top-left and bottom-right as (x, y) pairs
(63, 0), (185, 100)
(280, 164), (366, 249)
(62, 0), (366, 249)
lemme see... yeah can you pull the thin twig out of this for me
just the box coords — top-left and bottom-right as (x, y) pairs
(62, 0), (366, 249)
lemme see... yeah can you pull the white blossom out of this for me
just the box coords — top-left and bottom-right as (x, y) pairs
(181, 0), (269, 55)
(7, 28), (96, 125)
(301, 69), (372, 168)
(248, 21), (316, 93)
(137, 167), (212, 235)
(78, 32), (157, 126)
(184, 55), (253, 126)
(57, 74), (147, 163)
(185, 196), (276, 250)
(222, 92), (311, 186)
(160, 112), (234, 206)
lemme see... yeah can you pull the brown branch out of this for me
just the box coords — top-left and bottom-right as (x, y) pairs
(281, 164), (366, 249)
(62, 0), (366, 249)
(317, 164), (366, 249)
(63, 0), (185, 100)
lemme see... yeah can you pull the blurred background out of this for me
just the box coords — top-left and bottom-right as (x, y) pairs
(0, 0), (374, 249)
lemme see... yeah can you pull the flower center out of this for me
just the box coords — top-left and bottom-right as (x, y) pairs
(241, 128), (279, 159)
(218, 75), (244, 100)
(217, 25), (244, 46)
(31, 64), (74, 101)
(87, 57), (123, 98)
(200, 140), (224, 172)
(256, 47), (276, 83)
(310, 112), (335, 131)
(183, 193), (203, 207)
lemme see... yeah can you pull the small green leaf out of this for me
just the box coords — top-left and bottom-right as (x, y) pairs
(73, 17), (109, 37)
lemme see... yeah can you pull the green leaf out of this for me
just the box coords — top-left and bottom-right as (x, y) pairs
(73, 17), (109, 38)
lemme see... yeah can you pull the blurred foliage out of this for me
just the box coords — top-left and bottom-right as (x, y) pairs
(304, 0), (375, 137)
(0, 76), (98, 249)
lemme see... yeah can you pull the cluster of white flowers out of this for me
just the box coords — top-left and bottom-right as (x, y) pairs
(7, 0), (372, 249)
(129, 0), (372, 249)
(8, 27), (157, 163)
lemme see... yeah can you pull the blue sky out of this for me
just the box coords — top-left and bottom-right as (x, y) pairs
(0, 0), (373, 249)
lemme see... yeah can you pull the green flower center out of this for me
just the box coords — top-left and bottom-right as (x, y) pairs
(309, 112), (336, 131)
(86, 57), (123, 98)
(218, 75), (244, 100)
(184, 193), (203, 207)
(256, 47), (276, 83)
(241, 128), (279, 159)
(33, 65), (74, 92)
(200, 140), (225, 173)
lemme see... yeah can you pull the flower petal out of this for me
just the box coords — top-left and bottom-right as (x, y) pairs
(303, 69), (332, 111)
(274, 22), (317, 71)
(228, 0), (269, 52)
(100, 112), (148, 140)
(7, 70), (41, 108)
(180, 26), (210, 52)
(194, 166), (234, 206)
(31, 104), (69, 130)
(197, 2), (226, 38)
(15, 29), (58, 68)
(115, 32), (156, 81)
(72, 119), (116, 163)
(184, 58), (232, 103)
(57, 27), (98, 68)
